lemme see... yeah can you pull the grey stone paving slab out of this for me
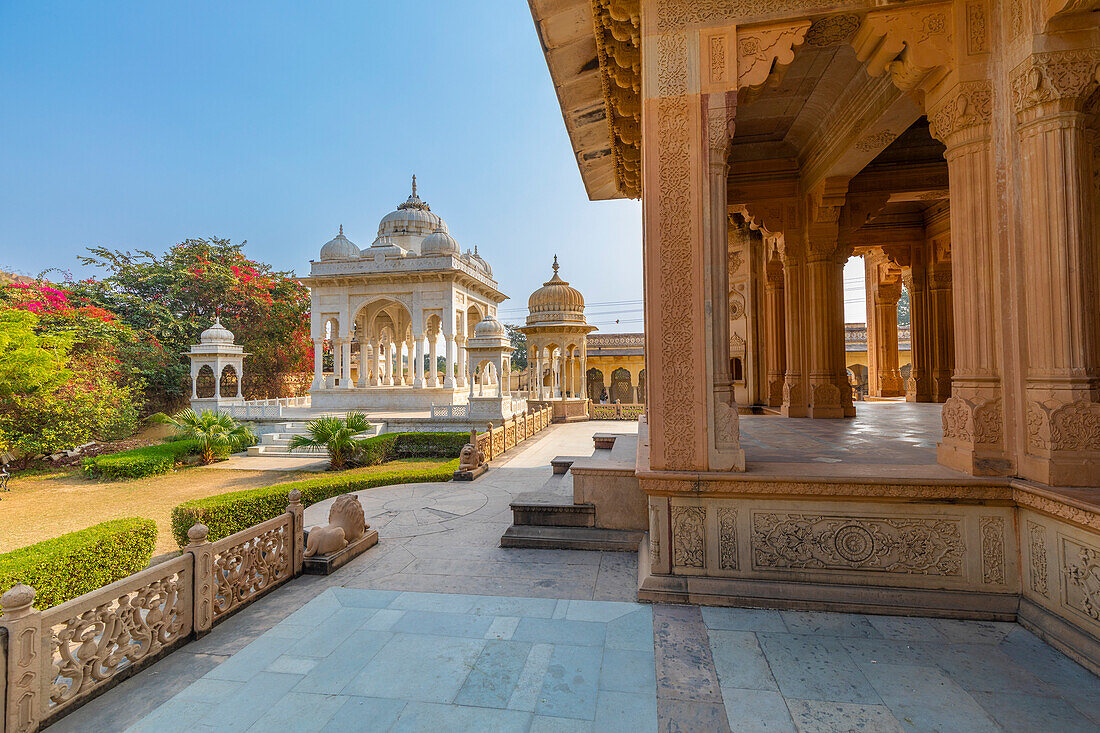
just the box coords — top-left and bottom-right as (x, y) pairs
(971, 691), (1099, 733)
(708, 629), (780, 691)
(653, 605), (725, 704)
(720, 688), (795, 733)
(701, 606), (788, 633)
(864, 662), (1001, 732)
(757, 633), (881, 704)
(786, 699), (905, 733)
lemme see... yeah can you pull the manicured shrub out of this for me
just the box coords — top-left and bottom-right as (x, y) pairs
(81, 439), (205, 480)
(171, 459), (459, 548)
(0, 518), (157, 612)
(359, 431), (469, 465)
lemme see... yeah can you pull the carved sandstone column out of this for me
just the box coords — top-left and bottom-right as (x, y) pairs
(1013, 51), (1100, 486)
(763, 252), (786, 408)
(641, 24), (743, 470)
(929, 82), (1010, 475)
(904, 259), (934, 403)
(865, 252), (904, 398)
(929, 260), (955, 403)
(804, 179), (850, 419)
(780, 240), (807, 417)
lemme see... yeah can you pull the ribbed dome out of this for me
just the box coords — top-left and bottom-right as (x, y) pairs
(199, 318), (235, 345)
(527, 256), (584, 320)
(471, 245), (493, 277)
(319, 226), (360, 260)
(473, 314), (507, 339)
(376, 175), (445, 239)
(422, 227), (460, 256)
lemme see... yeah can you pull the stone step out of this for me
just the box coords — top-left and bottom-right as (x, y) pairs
(509, 498), (595, 528)
(500, 525), (645, 552)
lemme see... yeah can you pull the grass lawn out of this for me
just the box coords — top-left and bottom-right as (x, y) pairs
(1, 457), (450, 555)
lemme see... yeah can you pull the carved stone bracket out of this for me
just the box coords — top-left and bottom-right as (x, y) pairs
(942, 395), (1004, 447)
(852, 4), (955, 97)
(1027, 399), (1100, 452)
(737, 21), (812, 91)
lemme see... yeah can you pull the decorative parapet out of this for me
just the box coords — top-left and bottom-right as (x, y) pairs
(0, 495), (305, 732)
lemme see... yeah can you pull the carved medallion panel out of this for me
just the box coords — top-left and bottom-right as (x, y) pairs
(751, 512), (964, 576)
(1063, 536), (1100, 624)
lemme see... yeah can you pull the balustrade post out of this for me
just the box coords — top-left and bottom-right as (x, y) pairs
(1, 584), (44, 733)
(185, 524), (215, 636)
(287, 489), (304, 576)
(486, 423), (495, 460)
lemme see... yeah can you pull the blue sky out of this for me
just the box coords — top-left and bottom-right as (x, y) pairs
(0, 1), (864, 327)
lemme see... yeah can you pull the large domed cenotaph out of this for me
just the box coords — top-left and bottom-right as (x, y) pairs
(300, 177), (508, 411)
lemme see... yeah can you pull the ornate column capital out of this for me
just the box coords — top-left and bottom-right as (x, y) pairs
(928, 81), (994, 146)
(1010, 50), (1100, 119)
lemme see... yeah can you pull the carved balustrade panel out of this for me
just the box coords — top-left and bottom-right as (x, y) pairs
(210, 514), (292, 622)
(41, 554), (193, 718)
(492, 427), (505, 457)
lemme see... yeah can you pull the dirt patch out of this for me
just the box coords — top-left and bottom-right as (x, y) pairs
(1, 457), (450, 555)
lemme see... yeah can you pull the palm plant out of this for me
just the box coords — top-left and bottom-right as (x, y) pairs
(156, 409), (256, 464)
(287, 412), (372, 470)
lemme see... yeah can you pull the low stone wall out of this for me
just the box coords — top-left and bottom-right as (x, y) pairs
(528, 399), (590, 423)
(475, 406), (553, 462)
(590, 403), (645, 420)
(0, 494), (305, 732)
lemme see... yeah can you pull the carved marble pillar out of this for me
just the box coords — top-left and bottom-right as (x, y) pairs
(428, 331), (438, 387)
(340, 337), (353, 389)
(763, 254), (786, 408)
(444, 335), (456, 388)
(457, 337), (467, 388)
(865, 253), (904, 398)
(1013, 51), (1100, 485)
(358, 340), (370, 388)
(929, 83), (1010, 475)
(395, 339), (406, 386)
(311, 339), (323, 390)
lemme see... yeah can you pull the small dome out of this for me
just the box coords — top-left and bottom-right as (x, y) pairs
(527, 256), (584, 320)
(422, 227), (460, 256)
(319, 226), (360, 260)
(473, 314), (507, 339)
(200, 318), (235, 345)
(471, 245), (492, 277)
(376, 175), (446, 239)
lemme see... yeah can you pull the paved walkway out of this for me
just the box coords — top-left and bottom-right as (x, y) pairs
(52, 420), (1100, 733)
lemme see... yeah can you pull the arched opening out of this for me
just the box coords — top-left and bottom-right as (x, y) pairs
(610, 367), (633, 404)
(637, 369), (646, 404)
(219, 365), (239, 398)
(587, 367), (605, 403)
(196, 365), (215, 399)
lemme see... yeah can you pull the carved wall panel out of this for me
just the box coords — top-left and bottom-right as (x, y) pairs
(1028, 520), (1050, 598)
(980, 516), (1006, 585)
(751, 512), (964, 576)
(717, 506), (738, 570)
(671, 504), (706, 569)
(1063, 536), (1100, 623)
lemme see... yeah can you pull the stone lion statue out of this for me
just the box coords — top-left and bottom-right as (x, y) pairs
(304, 494), (368, 558)
(458, 442), (483, 471)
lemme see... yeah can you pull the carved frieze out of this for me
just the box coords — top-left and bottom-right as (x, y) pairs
(718, 507), (738, 570)
(942, 395), (1003, 446)
(1064, 537), (1100, 622)
(804, 14), (861, 47)
(1027, 399), (1100, 452)
(1028, 520), (1050, 597)
(656, 95), (699, 469)
(752, 512), (964, 575)
(980, 516), (1006, 585)
(854, 130), (898, 152)
(671, 505), (706, 568)
(1010, 50), (1100, 115)
(656, 0), (857, 32)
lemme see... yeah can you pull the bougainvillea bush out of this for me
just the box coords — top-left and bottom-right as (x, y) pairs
(72, 238), (312, 405)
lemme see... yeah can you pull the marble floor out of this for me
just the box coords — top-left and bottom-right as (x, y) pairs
(51, 420), (1100, 733)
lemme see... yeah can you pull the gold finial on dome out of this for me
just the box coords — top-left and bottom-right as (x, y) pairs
(339, 224), (343, 236)
(411, 174), (417, 197)
(552, 254), (559, 275)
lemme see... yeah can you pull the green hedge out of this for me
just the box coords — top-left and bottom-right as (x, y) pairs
(81, 439), (208, 480)
(0, 518), (157, 612)
(171, 459), (459, 548)
(358, 431), (469, 465)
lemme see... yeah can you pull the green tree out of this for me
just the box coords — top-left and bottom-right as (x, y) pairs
(155, 409), (256, 465)
(72, 238), (312, 405)
(505, 323), (528, 370)
(287, 413), (373, 470)
(0, 309), (71, 398)
(897, 287), (911, 327)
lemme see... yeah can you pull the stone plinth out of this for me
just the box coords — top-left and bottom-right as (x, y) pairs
(310, 386), (467, 411)
(302, 529), (378, 575)
(452, 464), (488, 481)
